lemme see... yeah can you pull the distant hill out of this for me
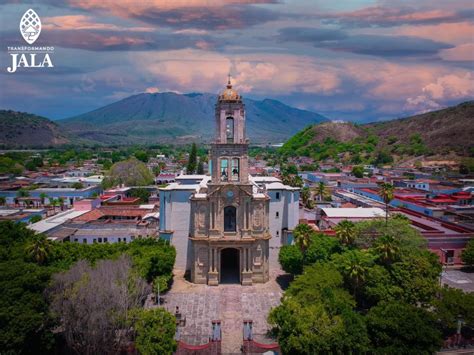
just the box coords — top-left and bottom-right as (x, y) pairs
(0, 110), (69, 148)
(281, 101), (474, 159)
(58, 92), (327, 144)
(365, 101), (474, 156)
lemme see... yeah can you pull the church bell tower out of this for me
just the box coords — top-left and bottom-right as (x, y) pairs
(210, 76), (249, 184)
(189, 77), (270, 286)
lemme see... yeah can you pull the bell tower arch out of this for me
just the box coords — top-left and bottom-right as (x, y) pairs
(210, 76), (249, 184)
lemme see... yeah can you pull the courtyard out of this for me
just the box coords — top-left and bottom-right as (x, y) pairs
(150, 247), (287, 353)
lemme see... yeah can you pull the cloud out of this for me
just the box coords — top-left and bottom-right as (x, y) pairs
(42, 15), (154, 32)
(145, 87), (160, 93)
(278, 27), (452, 57)
(404, 73), (474, 113)
(318, 5), (473, 28)
(422, 73), (474, 100)
(65, 0), (280, 30)
(439, 44), (474, 62)
(132, 49), (343, 97)
(278, 27), (348, 42)
(326, 34), (452, 57)
(395, 22), (474, 45)
(10, 27), (223, 51)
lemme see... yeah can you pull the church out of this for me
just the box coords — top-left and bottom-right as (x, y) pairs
(159, 79), (299, 285)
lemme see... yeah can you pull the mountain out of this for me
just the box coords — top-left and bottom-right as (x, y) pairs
(282, 101), (474, 158)
(0, 110), (69, 148)
(365, 101), (474, 155)
(59, 92), (327, 144)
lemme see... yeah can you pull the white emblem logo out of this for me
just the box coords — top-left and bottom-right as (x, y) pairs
(20, 9), (41, 45)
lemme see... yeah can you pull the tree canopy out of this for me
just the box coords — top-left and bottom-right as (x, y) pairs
(102, 158), (154, 188)
(272, 218), (464, 353)
(0, 221), (176, 354)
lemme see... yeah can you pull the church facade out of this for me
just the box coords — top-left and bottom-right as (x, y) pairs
(159, 79), (299, 286)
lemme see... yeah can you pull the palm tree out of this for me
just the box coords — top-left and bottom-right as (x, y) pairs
(379, 183), (395, 225)
(313, 181), (326, 201)
(300, 187), (311, 206)
(374, 235), (400, 264)
(334, 220), (356, 247)
(337, 250), (373, 297)
(50, 198), (60, 213)
(293, 223), (313, 253)
(58, 197), (65, 211)
(25, 234), (52, 265)
(0, 196), (6, 206)
(39, 192), (48, 206)
(17, 189), (30, 198)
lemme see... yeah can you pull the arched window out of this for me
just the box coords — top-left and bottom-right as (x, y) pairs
(226, 117), (234, 142)
(224, 206), (236, 232)
(220, 158), (228, 181)
(231, 158), (239, 181)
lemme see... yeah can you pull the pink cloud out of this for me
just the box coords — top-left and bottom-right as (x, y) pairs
(440, 43), (474, 62)
(322, 5), (469, 27)
(422, 73), (474, 100)
(42, 15), (153, 32)
(396, 22), (474, 45)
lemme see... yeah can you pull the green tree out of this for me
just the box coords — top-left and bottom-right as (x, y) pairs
(332, 250), (375, 297)
(134, 150), (149, 163)
(39, 192), (48, 205)
(461, 239), (474, 267)
(196, 159), (204, 174)
(0, 260), (54, 353)
(313, 181), (328, 201)
(25, 234), (52, 265)
(351, 165), (364, 178)
(304, 233), (341, 265)
(278, 245), (304, 275)
(366, 301), (442, 354)
(132, 308), (177, 355)
(378, 182), (394, 225)
(29, 215), (42, 224)
(103, 158), (154, 188)
(0, 196), (6, 206)
(334, 220), (356, 247)
(71, 182), (84, 189)
(293, 223), (314, 253)
(186, 143), (197, 174)
(300, 186), (311, 206)
(17, 189), (30, 198)
(269, 263), (369, 354)
(433, 286), (474, 338)
(129, 188), (151, 203)
(373, 234), (400, 265)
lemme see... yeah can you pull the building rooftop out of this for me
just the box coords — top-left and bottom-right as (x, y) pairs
(29, 209), (89, 234)
(321, 207), (385, 218)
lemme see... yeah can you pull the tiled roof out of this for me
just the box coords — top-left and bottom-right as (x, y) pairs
(73, 207), (152, 222)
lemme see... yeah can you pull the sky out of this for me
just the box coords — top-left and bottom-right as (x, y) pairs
(0, 0), (473, 122)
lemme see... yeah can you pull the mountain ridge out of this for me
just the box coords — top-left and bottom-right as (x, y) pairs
(281, 101), (474, 159)
(58, 92), (328, 144)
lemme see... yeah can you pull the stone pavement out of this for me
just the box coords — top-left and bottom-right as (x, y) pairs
(152, 265), (285, 354)
(441, 269), (474, 293)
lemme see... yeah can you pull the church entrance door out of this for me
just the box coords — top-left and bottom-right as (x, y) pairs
(220, 248), (240, 284)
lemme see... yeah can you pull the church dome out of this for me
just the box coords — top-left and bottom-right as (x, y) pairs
(219, 77), (241, 102)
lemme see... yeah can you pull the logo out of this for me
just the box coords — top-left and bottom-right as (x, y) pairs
(6, 9), (54, 73)
(20, 9), (41, 45)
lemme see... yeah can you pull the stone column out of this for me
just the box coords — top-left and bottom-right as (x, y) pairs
(208, 247), (219, 286)
(242, 246), (252, 286)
